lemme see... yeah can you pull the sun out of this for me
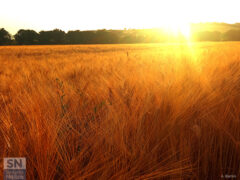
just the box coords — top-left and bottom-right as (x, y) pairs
(178, 23), (191, 39)
(162, 22), (191, 40)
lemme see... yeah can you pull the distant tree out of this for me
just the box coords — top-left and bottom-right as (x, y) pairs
(192, 31), (222, 41)
(84, 31), (97, 44)
(76, 31), (96, 44)
(223, 30), (240, 41)
(39, 31), (50, 44)
(94, 29), (108, 43)
(8, 24), (240, 45)
(0, 28), (12, 45)
(39, 29), (66, 44)
(120, 30), (138, 43)
(51, 29), (66, 44)
(110, 30), (124, 43)
(67, 30), (122, 44)
(14, 29), (39, 45)
(66, 30), (82, 44)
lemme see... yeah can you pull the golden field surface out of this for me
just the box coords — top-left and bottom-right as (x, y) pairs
(0, 43), (240, 179)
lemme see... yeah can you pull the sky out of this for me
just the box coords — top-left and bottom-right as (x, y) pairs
(1, 0), (240, 35)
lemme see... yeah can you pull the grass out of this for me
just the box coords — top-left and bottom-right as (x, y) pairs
(0, 43), (240, 179)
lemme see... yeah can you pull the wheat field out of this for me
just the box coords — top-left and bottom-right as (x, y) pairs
(0, 43), (240, 179)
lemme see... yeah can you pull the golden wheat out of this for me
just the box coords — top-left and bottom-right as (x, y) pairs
(0, 43), (240, 179)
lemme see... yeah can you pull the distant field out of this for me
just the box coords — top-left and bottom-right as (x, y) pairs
(0, 43), (240, 179)
(191, 23), (240, 32)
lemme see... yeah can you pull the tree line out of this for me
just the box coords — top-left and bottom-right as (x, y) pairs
(1, 28), (240, 45)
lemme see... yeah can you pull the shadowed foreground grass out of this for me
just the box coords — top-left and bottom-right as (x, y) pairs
(0, 43), (240, 179)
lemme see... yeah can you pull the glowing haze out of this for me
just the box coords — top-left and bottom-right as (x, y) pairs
(1, 0), (240, 35)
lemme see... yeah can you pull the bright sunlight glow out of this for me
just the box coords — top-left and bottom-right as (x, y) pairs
(162, 22), (191, 39)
